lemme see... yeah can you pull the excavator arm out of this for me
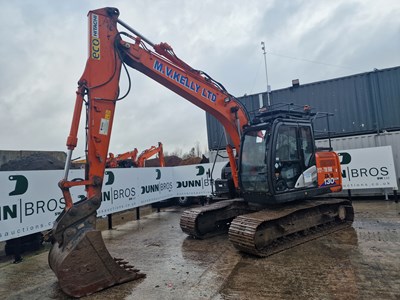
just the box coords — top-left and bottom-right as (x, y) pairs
(136, 142), (165, 167)
(49, 7), (249, 297)
(49, 9), (146, 297)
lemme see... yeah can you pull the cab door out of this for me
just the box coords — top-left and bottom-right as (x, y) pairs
(272, 122), (315, 192)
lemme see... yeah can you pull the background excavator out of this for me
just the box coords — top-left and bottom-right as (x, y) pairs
(48, 7), (354, 297)
(106, 142), (164, 168)
(106, 148), (138, 168)
(136, 142), (165, 167)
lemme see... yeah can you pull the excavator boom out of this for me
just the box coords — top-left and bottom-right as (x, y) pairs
(136, 142), (165, 167)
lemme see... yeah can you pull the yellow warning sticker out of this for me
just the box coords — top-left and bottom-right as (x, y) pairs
(105, 110), (111, 120)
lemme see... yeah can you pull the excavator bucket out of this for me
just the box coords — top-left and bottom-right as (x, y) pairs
(48, 197), (145, 297)
(49, 231), (144, 297)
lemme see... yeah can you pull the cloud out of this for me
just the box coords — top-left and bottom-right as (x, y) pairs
(0, 0), (399, 158)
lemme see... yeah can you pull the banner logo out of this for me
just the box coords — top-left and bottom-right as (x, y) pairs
(9, 175), (28, 196)
(338, 152), (351, 165)
(105, 171), (115, 185)
(196, 166), (205, 176)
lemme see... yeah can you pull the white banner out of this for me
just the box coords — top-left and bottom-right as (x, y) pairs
(337, 146), (398, 190)
(0, 162), (226, 241)
(1, 145), (397, 241)
(174, 164), (217, 197)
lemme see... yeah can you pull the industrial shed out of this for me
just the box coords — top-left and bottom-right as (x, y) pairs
(206, 66), (400, 150)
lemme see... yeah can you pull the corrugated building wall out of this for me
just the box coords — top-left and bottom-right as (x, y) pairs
(207, 66), (400, 150)
(206, 93), (264, 149)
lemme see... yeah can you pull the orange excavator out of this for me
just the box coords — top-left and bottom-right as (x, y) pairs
(106, 143), (164, 168)
(48, 7), (354, 297)
(106, 148), (138, 168)
(136, 142), (165, 167)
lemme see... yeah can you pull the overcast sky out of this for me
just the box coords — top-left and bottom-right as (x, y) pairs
(1, 0), (399, 158)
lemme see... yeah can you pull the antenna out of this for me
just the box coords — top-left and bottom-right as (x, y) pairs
(261, 41), (271, 106)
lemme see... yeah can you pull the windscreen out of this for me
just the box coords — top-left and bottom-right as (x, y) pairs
(239, 128), (269, 193)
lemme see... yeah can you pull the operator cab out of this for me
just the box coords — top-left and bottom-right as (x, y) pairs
(239, 109), (334, 204)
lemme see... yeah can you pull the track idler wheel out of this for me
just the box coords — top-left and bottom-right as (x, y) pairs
(49, 229), (145, 297)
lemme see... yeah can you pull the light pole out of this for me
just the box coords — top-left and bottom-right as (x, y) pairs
(261, 41), (271, 106)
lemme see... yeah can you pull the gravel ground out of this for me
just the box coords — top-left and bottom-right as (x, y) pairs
(0, 200), (399, 300)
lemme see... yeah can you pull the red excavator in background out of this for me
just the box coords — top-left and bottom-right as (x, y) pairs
(106, 148), (138, 168)
(71, 149), (138, 168)
(136, 142), (165, 167)
(48, 7), (354, 297)
(106, 142), (164, 168)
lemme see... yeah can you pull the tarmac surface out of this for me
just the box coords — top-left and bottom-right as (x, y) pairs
(0, 200), (399, 300)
